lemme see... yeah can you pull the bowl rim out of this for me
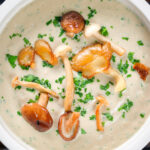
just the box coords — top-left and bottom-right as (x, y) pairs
(0, 0), (150, 150)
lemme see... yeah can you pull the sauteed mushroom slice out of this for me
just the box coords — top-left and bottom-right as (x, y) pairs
(18, 46), (35, 69)
(95, 96), (109, 131)
(55, 45), (74, 112)
(84, 23), (126, 56)
(35, 39), (58, 65)
(103, 67), (126, 92)
(12, 76), (59, 98)
(72, 42), (126, 92)
(61, 11), (85, 37)
(21, 93), (53, 132)
(133, 63), (150, 81)
(58, 112), (80, 141)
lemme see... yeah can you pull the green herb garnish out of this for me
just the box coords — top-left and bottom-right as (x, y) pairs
(6, 54), (18, 68)
(42, 61), (53, 68)
(37, 34), (47, 39)
(117, 59), (129, 74)
(17, 111), (22, 116)
(100, 83), (109, 91)
(89, 115), (96, 120)
(26, 88), (35, 92)
(55, 76), (65, 84)
(88, 6), (97, 19)
(81, 128), (87, 134)
(118, 88), (126, 98)
(27, 99), (36, 104)
(122, 37), (129, 41)
(140, 113), (145, 118)
(23, 37), (31, 46)
(137, 40), (144, 46)
(81, 108), (86, 117)
(49, 36), (54, 42)
(9, 33), (22, 39)
(103, 113), (113, 121)
(100, 26), (109, 37)
(111, 55), (116, 62)
(53, 16), (61, 27)
(128, 52), (140, 64)
(62, 37), (67, 43)
(46, 19), (52, 26)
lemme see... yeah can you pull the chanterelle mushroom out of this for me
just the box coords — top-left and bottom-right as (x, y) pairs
(61, 11), (85, 37)
(95, 96), (109, 131)
(55, 45), (80, 141)
(12, 76), (59, 98)
(18, 46), (35, 69)
(133, 62), (150, 81)
(84, 23), (126, 56)
(72, 42), (126, 92)
(21, 93), (53, 132)
(34, 39), (58, 66)
(55, 45), (74, 112)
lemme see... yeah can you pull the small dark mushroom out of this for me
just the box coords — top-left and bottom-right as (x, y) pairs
(21, 93), (53, 132)
(61, 11), (85, 37)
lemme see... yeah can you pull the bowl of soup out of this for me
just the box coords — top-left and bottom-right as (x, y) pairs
(0, 0), (150, 150)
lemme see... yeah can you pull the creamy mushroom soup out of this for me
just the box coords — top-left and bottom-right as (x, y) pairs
(0, 0), (150, 149)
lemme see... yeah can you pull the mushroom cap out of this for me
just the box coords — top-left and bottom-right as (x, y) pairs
(21, 103), (53, 132)
(61, 11), (85, 34)
(58, 112), (80, 141)
(84, 23), (100, 38)
(55, 45), (72, 58)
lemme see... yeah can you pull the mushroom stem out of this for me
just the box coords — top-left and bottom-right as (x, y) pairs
(84, 23), (126, 56)
(55, 45), (74, 112)
(65, 112), (80, 133)
(12, 76), (59, 98)
(38, 93), (49, 108)
(103, 67), (126, 92)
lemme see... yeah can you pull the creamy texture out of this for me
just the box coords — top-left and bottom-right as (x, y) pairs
(0, 0), (150, 150)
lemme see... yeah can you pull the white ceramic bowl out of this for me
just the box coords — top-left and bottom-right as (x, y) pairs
(0, 0), (150, 150)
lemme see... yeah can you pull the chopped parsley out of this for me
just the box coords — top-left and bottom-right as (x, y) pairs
(137, 40), (144, 46)
(100, 83), (109, 91)
(59, 28), (65, 37)
(21, 74), (51, 89)
(103, 113), (113, 121)
(122, 37), (129, 41)
(55, 76), (65, 84)
(49, 36), (54, 42)
(111, 55), (116, 62)
(89, 115), (96, 120)
(46, 19), (52, 26)
(118, 99), (133, 118)
(15, 86), (22, 90)
(17, 111), (22, 116)
(20, 65), (30, 70)
(9, 33), (22, 39)
(81, 108), (87, 117)
(140, 113), (145, 118)
(37, 33), (47, 39)
(128, 52), (140, 64)
(117, 59), (129, 74)
(73, 32), (83, 42)
(105, 91), (111, 96)
(49, 97), (53, 102)
(23, 37), (31, 46)
(53, 16), (61, 27)
(85, 20), (90, 25)
(118, 88), (126, 98)
(87, 6), (97, 19)
(100, 26), (109, 37)
(81, 128), (87, 134)
(74, 106), (81, 112)
(26, 88), (35, 92)
(78, 92), (94, 104)
(126, 74), (132, 78)
(6, 54), (18, 68)
(27, 99), (36, 104)
(56, 129), (59, 135)
(62, 37), (67, 43)
(42, 61), (53, 68)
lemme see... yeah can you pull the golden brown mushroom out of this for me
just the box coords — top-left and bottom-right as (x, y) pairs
(84, 23), (126, 56)
(133, 63), (150, 80)
(21, 93), (53, 132)
(95, 96), (109, 131)
(61, 11), (85, 37)
(18, 46), (35, 69)
(55, 45), (80, 141)
(58, 111), (80, 141)
(12, 76), (59, 98)
(72, 42), (126, 92)
(35, 39), (58, 66)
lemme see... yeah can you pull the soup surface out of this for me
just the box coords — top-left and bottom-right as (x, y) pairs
(0, 0), (150, 149)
